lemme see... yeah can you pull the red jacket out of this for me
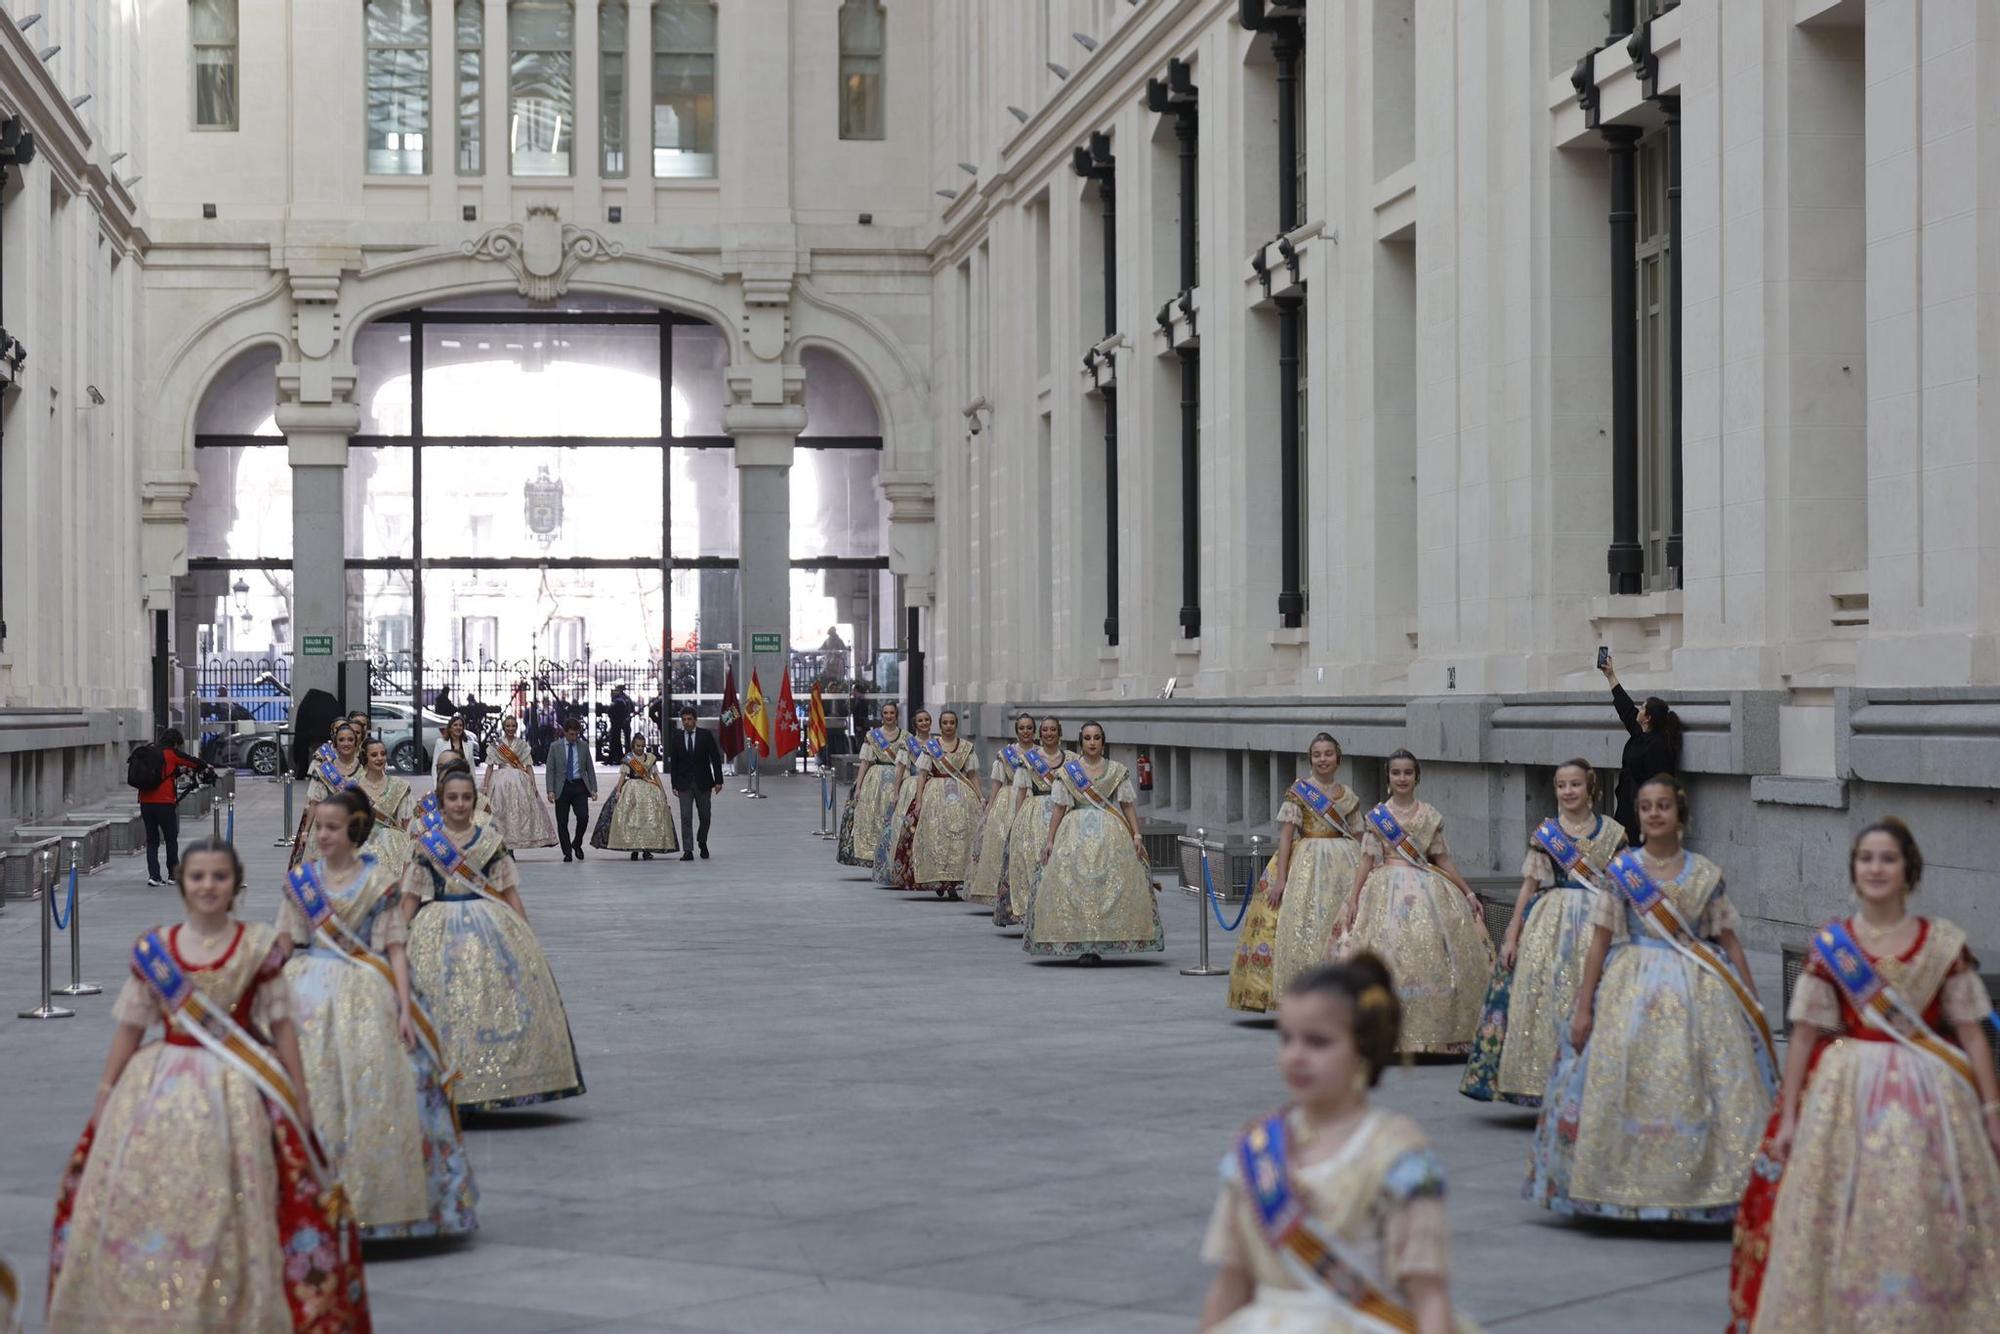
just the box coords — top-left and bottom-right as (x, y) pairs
(138, 749), (202, 806)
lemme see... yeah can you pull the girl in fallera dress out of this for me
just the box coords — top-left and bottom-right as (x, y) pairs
(967, 713), (1035, 917)
(434, 715), (474, 783)
(591, 733), (677, 860)
(47, 840), (370, 1333)
(837, 702), (903, 868)
(1268, 734), (1367, 1002)
(482, 715), (558, 849)
(402, 767), (584, 1111)
(1200, 955), (1466, 1334)
(1228, 860), (1284, 1015)
(909, 709), (982, 899)
(877, 708), (933, 888)
(417, 750), (494, 827)
(291, 721), (363, 868)
(1025, 721), (1163, 962)
(1527, 774), (1776, 1221)
(280, 790), (475, 1242)
(1460, 759), (1626, 1106)
(1729, 819), (2000, 1332)
(1332, 752), (1493, 1054)
(353, 738), (417, 874)
(1001, 716), (1071, 931)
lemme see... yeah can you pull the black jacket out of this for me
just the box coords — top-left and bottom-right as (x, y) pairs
(666, 725), (724, 791)
(1611, 683), (1680, 842)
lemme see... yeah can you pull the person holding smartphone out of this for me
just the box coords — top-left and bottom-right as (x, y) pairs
(1597, 649), (1682, 843)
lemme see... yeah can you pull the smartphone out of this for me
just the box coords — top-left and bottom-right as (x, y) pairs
(1596, 646), (1610, 670)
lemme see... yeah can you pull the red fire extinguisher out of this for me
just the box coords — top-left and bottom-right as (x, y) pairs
(1136, 750), (1154, 791)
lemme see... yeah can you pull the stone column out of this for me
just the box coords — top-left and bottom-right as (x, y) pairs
(723, 389), (805, 727)
(277, 400), (360, 704)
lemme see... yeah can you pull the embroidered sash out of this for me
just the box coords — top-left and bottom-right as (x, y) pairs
(131, 931), (344, 1210)
(869, 727), (890, 753)
(1000, 744), (1023, 771)
(1812, 920), (1975, 1089)
(1289, 780), (1354, 838)
(925, 737), (978, 790)
(414, 826), (513, 910)
(312, 744), (356, 794)
(1605, 851), (1777, 1068)
(1237, 1113), (1418, 1334)
(1365, 805), (1430, 871)
(1024, 749), (1057, 791)
(1532, 818), (1607, 894)
(494, 742), (529, 771)
(285, 862), (459, 1101)
(414, 791), (443, 829)
(1063, 759), (1142, 848)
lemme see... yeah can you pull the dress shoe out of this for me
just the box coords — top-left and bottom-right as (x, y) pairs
(563, 855), (573, 864)
(575, 847), (585, 860)
(642, 851), (654, 861)
(680, 851), (694, 862)
(630, 851), (639, 861)
(699, 845), (710, 860)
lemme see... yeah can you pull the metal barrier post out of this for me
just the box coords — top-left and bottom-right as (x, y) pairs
(226, 789), (237, 844)
(1181, 830), (1224, 976)
(19, 849), (75, 1019)
(211, 792), (223, 841)
(274, 772), (295, 847)
(814, 768), (832, 837)
(55, 841), (101, 998)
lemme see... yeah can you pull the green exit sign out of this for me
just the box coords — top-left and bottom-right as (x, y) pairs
(750, 632), (783, 654)
(300, 635), (334, 657)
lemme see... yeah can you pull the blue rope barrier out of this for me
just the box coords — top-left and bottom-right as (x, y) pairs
(50, 861), (77, 931)
(226, 802), (236, 844)
(1204, 849), (1251, 932)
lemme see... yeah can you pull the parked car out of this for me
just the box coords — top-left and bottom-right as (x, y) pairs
(369, 701), (461, 774)
(199, 726), (289, 777)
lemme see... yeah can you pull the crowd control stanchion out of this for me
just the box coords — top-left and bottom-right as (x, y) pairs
(274, 772), (295, 847)
(211, 792), (224, 841)
(226, 788), (237, 844)
(1181, 831), (1226, 977)
(1182, 831), (1259, 977)
(815, 767), (837, 838)
(54, 841), (101, 998)
(19, 849), (76, 1019)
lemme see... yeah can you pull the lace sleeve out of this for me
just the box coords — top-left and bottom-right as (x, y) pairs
(276, 895), (310, 946)
(486, 853), (521, 896)
(1588, 888), (1627, 940)
(1379, 1148), (1450, 1283)
(1199, 1181), (1249, 1268)
(1941, 952), (1995, 1027)
(110, 975), (158, 1028)
(1051, 781), (1076, 809)
(1276, 801), (1304, 828)
(1111, 778), (1136, 805)
(1698, 887), (1742, 938)
(1521, 847), (1556, 888)
(1787, 970), (1843, 1032)
(371, 889), (410, 950)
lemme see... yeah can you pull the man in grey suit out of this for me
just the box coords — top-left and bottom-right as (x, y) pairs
(544, 716), (597, 862)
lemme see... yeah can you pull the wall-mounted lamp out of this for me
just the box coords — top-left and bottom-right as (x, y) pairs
(935, 188), (958, 201)
(957, 162), (978, 176)
(1073, 32), (1098, 52)
(1006, 105), (1029, 123)
(15, 14), (42, 32)
(1047, 61), (1071, 80)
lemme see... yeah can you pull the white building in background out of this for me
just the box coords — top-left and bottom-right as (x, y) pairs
(1, 0), (1997, 956)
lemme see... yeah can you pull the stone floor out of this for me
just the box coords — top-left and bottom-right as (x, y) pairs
(0, 773), (1775, 1331)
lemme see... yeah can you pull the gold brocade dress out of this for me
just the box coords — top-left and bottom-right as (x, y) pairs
(1202, 1108), (1473, 1333)
(46, 922), (370, 1333)
(355, 772), (417, 874)
(1228, 860), (1283, 1014)
(596, 756), (677, 853)
(965, 751), (1025, 908)
(910, 739), (980, 894)
(1336, 804), (1494, 1054)
(1271, 784), (1367, 1001)
(483, 743), (558, 849)
(836, 727), (904, 868)
(290, 756), (362, 869)
(1460, 815), (1627, 1107)
(877, 741), (927, 886)
(1740, 917), (2000, 1332)
(403, 823), (585, 1111)
(1022, 759), (1163, 957)
(1002, 749), (1073, 926)
(1527, 852), (1776, 1221)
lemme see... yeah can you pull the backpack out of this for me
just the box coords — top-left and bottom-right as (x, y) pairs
(126, 743), (165, 791)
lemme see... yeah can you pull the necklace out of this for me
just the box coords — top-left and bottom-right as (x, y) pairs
(1852, 914), (1910, 944)
(186, 920), (235, 953)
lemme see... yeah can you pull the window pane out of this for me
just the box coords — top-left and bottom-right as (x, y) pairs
(457, 0), (483, 47)
(457, 52), (483, 173)
(191, 447), (292, 559)
(601, 3), (627, 176)
(194, 50), (238, 128)
(671, 448), (737, 558)
(423, 324), (662, 436)
(420, 566), (666, 677)
(421, 446), (663, 559)
(670, 323), (727, 437)
(365, 0), (428, 44)
(511, 1), (574, 174)
(355, 322), (414, 436)
(192, 0), (238, 43)
(653, 53), (715, 177)
(366, 48), (432, 174)
(346, 447), (414, 559)
(790, 449), (883, 559)
(652, 2), (717, 52)
(838, 0), (884, 53)
(511, 0), (573, 49)
(600, 0), (627, 50)
(838, 59), (883, 140)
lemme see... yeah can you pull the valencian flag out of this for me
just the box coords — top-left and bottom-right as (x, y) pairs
(743, 669), (772, 758)
(806, 681), (828, 756)
(774, 673), (803, 760)
(718, 666), (744, 759)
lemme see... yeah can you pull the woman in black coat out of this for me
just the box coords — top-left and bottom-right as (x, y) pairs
(1599, 652), (1683, 843)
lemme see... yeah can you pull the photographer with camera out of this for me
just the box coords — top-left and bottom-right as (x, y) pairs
(128, 727), (217, 887)
(1597, 649), (1683, 843)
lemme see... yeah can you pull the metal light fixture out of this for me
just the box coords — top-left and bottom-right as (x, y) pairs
(232, 577), (252, 627)
(68, 92), (90, 109)
(120, 174), (141, 188)
(1073, 32), (1098, 52)
(958, 161), (978, 176)
(935, 188), (958, 200)
(107, 151), (125, 164)
(1006, 105), (1029, 123)
(15, 14), (41, 31)
(1047, 61), (1071, 80)
(37, 44), (59, 60)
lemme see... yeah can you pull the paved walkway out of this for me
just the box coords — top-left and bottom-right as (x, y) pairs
(0, 774), (1762, 1331)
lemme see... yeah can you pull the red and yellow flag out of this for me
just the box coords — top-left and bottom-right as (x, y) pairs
(774, 674), (802, 760)
(806, 681), (828, 756)
(743, 669), (771, 758)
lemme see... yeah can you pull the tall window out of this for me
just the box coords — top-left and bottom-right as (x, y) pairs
(456, 0), (483, 174)
(600, 1), (628, 176)
(1636, 131), (1675, 589)
(191, 0), (239, 130)
(837, 0), (885, 141)
(509, 0), (574, 176)
(365, 0), (431, 175)
(652, 2), (717, 178)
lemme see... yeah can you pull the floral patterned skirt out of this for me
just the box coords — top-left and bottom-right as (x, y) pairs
(1021, 807), (1162, 957)
(1227, 861), (1282, 1014)
(1461, 885), (1594, 1106)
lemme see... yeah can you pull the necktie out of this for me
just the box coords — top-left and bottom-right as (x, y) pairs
(568, 744), (578, 781)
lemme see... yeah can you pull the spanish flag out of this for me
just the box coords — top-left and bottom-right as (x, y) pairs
(743, 669), (771, 758)
(806, 681), (828, 756)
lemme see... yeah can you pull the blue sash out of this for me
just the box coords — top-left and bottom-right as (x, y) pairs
(1811, 919), (1975, 1087)
(869, 727), (889, 752)
(1531, 818), (1605, 891)
(414, 791), (443, 828)
(415, 826), (509, 906)
(313, 744), (355, 794)
(1025, 749), (1053, 779)
(905, 735), (923, 760)
(926, 737), (945, 760)
(1062, 758), (1095, 795)
(1288, 779), (1333, 818)
(1365, 805), (1428, 868)
(1001, 745), (1023, 770)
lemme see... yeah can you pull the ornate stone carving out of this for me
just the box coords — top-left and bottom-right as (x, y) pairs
(461, 206), (624, 304)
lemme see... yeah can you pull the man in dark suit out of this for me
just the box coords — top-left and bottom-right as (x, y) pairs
(543, 716), (598, 862)
(666, 704), (724, 860)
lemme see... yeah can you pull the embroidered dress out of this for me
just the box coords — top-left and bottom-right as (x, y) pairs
(836, 727), (903, 868)
(291, 754), (361, 869)
(591, 755), (677, 853)
(966, 750), (1025, 908)
(1271, 783), (1367, 1001)
(1335, 804), (1493, 1054)
(1730, 917), (2000, 1332)
(1461, 815), (1627, 1106)
(1227, 864), (1282, 1014)
(911, 739), (980, 894)
(1001, 748), (1072, 927)
(1022, 759), (1163, 957)
(1527, 852), (1776, 1221)
(353, 772), (417, 874)
(1202, 1108), (1470, 1333)
(278, 857), (475, 1241)
(403, 824), (585, 1111)
(47, 923), (370, 1333)
(482, 742), (557, 849)
(878, 741), (928, 888)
